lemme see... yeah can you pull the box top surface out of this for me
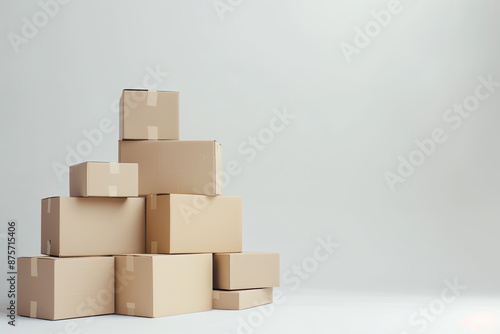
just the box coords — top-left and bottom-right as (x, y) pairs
(123, 89), (179, 93)
(214, 252), (279, 257)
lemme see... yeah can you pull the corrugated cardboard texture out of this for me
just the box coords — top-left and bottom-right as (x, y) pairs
(212, 288), (273, 310)
(18, 257), (114, 320)
(118, 140), (222, 196)
(146, 194), (241, 254)
(115, 254), (212, 318)
(41, 197), (145, 257)
(213, 252), (280, 290)
(69, 162), (139, 197)
(119, 90), (179, 140)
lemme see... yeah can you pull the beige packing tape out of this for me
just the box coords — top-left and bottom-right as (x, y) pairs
(31, 258), (38, 277)
(151, 241), (158, 254)
(30, 301), (37, 318)
(126, 255), (134, 272)
(146, 90), (158, 107)
(109, 163), (120, 174)
(150, 195), (157, 210)
(147, 126), (158, 140)
(47, 198), (51, 214)
(108, 185), (118, 197)
(126, 302), (135, 316)
(46, 240), (51, 254)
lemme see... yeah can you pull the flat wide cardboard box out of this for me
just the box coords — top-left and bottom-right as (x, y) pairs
(146, 194), (241, 254)
(69, 162), (138, 197)
(213, 252), (280, 290)
(118, 140), (222, 196)
(18, 256), (114, 320)
(115, 254), (212, 317)
(120, 89), (179, 140)
(41, 197), (145, 257)
(212, 288), (273, 310)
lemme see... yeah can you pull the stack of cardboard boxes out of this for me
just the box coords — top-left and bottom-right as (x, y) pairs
(17, 89), (280, 320)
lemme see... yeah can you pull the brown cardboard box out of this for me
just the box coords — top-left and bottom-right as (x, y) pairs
(41, 197), (145, 257)
(69, 162), (138, 197)
(213, 252), (280, 290)
(120, 89), (179, 140)
(114, 254), (212, 317)
(17, 256), (114, 320)
(146, 194), (241, 254)
(212, 288), (273, 310)
(118, 140), (222, 196)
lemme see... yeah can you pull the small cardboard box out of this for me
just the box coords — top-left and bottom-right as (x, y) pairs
(118, 140), (222, 196)
(41, 197), (145, 257)
(213, 252), (280, 290)
(18, 256), (114, 320)
(212, 288), (273, 310)
(69, 162), (138, 197)
(115, 254), (212, 318)
(146, 194), (241, 254)
(120, 89), (179, 140)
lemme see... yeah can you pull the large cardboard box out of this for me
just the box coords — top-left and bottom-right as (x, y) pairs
(18, 256), (114, 320)
(213, 252), (280, 290)
(212, 288), (273, 310)
(118, 140), (222, 196)
(69, 162), (138, 197)
(115, 254), (212, 317)
(120, 89), (179, 140)
(146, 194), (241, 254)
(41, 197), (145, 257)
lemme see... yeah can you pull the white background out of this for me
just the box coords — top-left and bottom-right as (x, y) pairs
(1, 0), (500, 333)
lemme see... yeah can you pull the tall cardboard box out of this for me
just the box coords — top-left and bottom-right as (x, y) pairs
(115, 254), (212, 317)
(18, 256), (114, 320)
(212, 288), (273, 310)
(146, 194), (242, 254)
(118, 140), (222, 196)
(41, 197), (145, 257)
(213, 252), (280, 290)
(120, 89), (179, 140)
(69, 162), (138, 197)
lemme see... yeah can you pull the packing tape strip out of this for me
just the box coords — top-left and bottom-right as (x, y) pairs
(150, 195), (157, 210)
(109, 163), (120, 174)
(31, 258), (38, 277)
(126, 302), (135, 316)
(151, 241), (158, 254)
(46, 240), (51, 255)
(47, 198), (51, 214)
(30, 301), (37, 318)
(108, 185), (118, 197)
(126, 255), (134, 272)
(147, 126), (158, 140)
(146, 90), (158, 107)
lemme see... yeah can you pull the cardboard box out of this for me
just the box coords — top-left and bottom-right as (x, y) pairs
(120, 89), (179, 140)
(18, 256), (114, 320)
(41, 197), (145, 257)
(118, 140), (222, 196)
(146, 194), (241, 254)
(212, 288), (273, 310)
(69, 162), (138, 197)
(213, 252), (280, 290)
(115, 254), (212, 317)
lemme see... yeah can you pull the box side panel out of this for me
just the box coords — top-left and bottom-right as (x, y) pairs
(169, 195), (242, 253)
(69, 163), (88, 197)
(230, 253), (280, 290)
(213, 254), (231, 290)
(53, 257), (114, 319)
(212, 290), (240, 310)
(238, 288), (273, 310)
(146, 195), (170, 253)
(41, 198), (60, 256)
